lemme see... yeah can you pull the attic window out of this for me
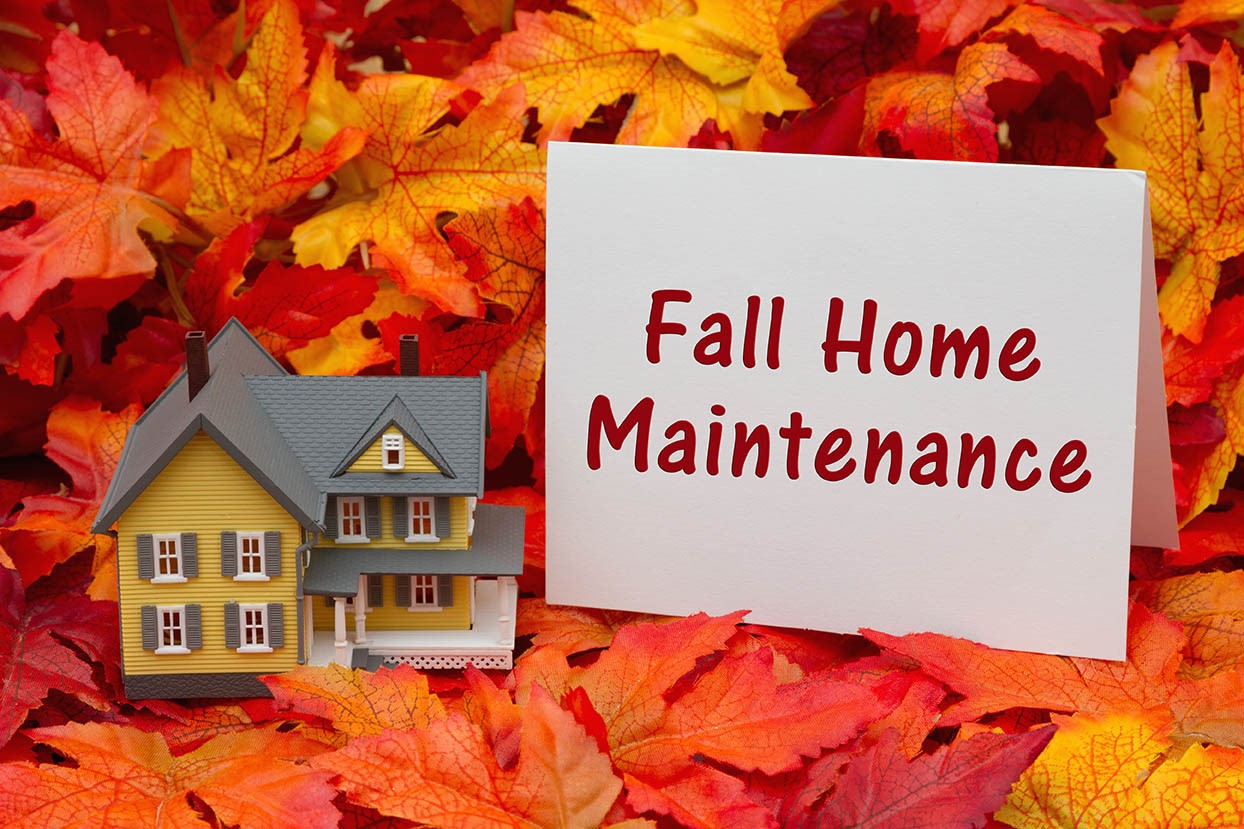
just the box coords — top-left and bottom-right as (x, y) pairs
(382, 434), (404, 470)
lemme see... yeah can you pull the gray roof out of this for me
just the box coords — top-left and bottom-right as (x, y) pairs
(331, 394), (454, 478)
(302, 503), (524, 594)
(93, 319), (488, 534)
(93, 320), (321, 532)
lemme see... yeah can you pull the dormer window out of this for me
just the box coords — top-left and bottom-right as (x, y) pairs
(382, 434), (404, 470)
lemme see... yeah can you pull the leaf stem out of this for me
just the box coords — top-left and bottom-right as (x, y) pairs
(158, 246), (196, 328)
(502, 0), (515, 32)
(165, 0), (191, 67)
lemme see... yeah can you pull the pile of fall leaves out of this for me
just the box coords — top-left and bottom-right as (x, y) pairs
(2, 0), (1244, 825)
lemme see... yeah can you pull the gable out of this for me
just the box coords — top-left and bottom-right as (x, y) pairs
(347, 429), (441, 473)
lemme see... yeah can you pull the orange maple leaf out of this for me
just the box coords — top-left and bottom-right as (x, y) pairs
(526, 612), (888, 827)
(1100, 42), (1244, 342)
(999, 710), (1244, 827)
(516, 597), (668, 654)
(1179, 361), (1244, 523)
(292, 54), (541, 316)
(862, 41), (1040, 161)
(894, 0), (1011, 63)
(0, 31), (189, 320)
(262, 663), (446, 740)
(316, 684), (623, 827)
(1134, 571), (1244, 679)
(0, 723), (337, 828)
(148, 0), (364, 237)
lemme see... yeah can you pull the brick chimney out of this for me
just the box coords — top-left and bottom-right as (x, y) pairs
(186, 331), (209, 400)
(399, 334), (420, 377)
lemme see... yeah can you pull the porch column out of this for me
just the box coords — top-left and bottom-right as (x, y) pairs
(354, 574), (368, 644)
(497, 577), (516, 648)
(303, 595), (313, 661)
(334, 597), (348, 665)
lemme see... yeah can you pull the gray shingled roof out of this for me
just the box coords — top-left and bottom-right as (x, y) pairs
(331, 394), (455, 478)
(244, 373), (485, 500)
(302, 503), (524, 594)
(93, 320), (322, 532)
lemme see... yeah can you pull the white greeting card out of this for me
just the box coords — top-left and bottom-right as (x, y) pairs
(545, 143), (1177, 660)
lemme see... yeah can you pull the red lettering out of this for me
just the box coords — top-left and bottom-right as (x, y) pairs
(1004, 439), (1041, 491)
(646, 290), (691, 364)
(930, 325), (989, 379)
(910, 432), (949, 486)
(767, 297), (784, 370)
(743, 295), (760, 368)
(864, 429), (903, 484)
(815, 429), (855, 481)
(1050, 440), (1091, 493)
(958, 434), (996, 488)
(732, 423), (770, 477)
(823, 297), (877, 374)
(883, 321), (923, 376)
(706, 403), (725, 476)
(999, 328), (1040, 381)
(778, 411), (812, 479)
(657, 421), (696, 474)
(694, 313), (732, 367)
(587, 395), (652, 471)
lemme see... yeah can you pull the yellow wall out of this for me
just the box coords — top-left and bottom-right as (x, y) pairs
(319, 495), (471, 549)
(311, 576), (471, 631)
(347, 429), (439, 472)
(116, 433), (301, 676)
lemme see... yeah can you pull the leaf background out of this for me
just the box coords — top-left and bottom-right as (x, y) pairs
(2, 0), (1244, 825)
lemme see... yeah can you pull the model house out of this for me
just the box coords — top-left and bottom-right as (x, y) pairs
(92, 320), (525, 698)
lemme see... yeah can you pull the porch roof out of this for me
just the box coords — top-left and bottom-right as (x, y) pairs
(302, 503), (524, 594)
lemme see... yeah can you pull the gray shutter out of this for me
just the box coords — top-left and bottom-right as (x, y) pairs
(141, 605), (157, 649)
(224, 602), (240, 649)
(264, 531), (282, 577)
(364, 496), (381, 538)
(137, 534), (154, 579)
(268, 603), (285, 648)
(395, 576), (412, 607)
(434, 497), (450, 538)
(437, 575), (453, 607)
(324, 497), (338, 539)
(185, 604), (202, 650)
(367, 574), (384, 607)
(392, 496), (408, 537)
(220, 531), (238, 577)
(181, 532), (198, 578)
(324, 595), (334, 608)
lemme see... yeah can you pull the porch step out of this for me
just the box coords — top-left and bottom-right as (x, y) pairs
(349, 648), (383, 671)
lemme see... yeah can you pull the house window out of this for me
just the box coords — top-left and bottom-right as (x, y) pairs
(157, 606), (188, 654)
(382, 434), (404, 470)
(407, 497), (437, 540)
(238, 533), (265, 578)
(411, 575), (437, 609)
(338, 496), (365, 540)
(153, 535), (184, 582)
(239, 604), (271, 653)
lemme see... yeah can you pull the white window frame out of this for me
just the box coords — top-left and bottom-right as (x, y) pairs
(151, 534), (186, 584)
(405, 497), (438, 542)
(238, 604), (272, 653)
(156, 605), (189, 654)
(235, 532), (268, 581)
(408, 575), (441, 612)
(337, 496), (367, 542)
(381, 433), (405, 470)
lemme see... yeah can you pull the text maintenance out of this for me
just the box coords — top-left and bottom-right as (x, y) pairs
(585, 290), (1091, 494)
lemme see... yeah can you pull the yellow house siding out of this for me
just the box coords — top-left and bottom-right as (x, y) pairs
(319, 495), (470, 550)
(311, 576), (471, 630)
(347, 430), (439, 472)
(116, 433), (301, 677)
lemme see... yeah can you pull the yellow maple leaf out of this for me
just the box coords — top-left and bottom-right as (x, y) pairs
(1100, 42), (1244, 343)
(999, 710), (1244, 827)
(1182, 361), (1244, 524)
(290, 73), (542, 315)
(149, 0), (365, 236)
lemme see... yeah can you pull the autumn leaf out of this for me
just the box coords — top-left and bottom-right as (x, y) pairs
(893, 0), (1011, 63)
(862, 41), (1040, 161)
(804, 726), (1055, 829)
(1100, 42), (1244, 342)
(263, 663), (446, 740)
(317, 684), (623, 827)
(999, 710), (1244, 827)
(516, 597), (667, 654)
(1170, 489), (1244, 566)
(0, 723), (337, 828)
(1179, 361), (1244, 523)
(1163, 294), (1244, 407)
(0, 30), (189, 320)
(292, 66), (542, 315)
(148, 0), (365, 237)
(0, 397), (138, 589)
(0, 567), (116, 748)
(458, 2), (721, 147)
(1134, 571), (1244, 679)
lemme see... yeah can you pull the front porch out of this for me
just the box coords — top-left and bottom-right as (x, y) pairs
(306, 576), (517, 670)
